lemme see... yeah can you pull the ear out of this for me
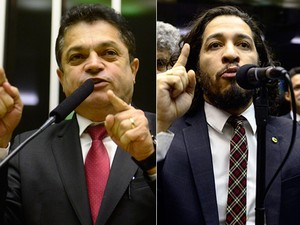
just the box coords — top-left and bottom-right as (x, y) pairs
(56, 68), (64, 82)
(284, 91), (291, 102)
(130, 58), (139, 83)
(56, 68), (66, 94)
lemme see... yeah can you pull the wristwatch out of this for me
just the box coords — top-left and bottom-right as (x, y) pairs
(131, 135), (156, 171)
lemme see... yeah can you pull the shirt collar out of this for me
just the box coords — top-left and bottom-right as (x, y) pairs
(204, 102), (257, 135)
(76, 114), (105, 136)
(289, 110), (300, 121)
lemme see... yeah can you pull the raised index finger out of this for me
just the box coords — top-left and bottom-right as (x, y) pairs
(107, 90), (132, 112)
(172, 43), (190, 68)
(0, 68), (7, 85)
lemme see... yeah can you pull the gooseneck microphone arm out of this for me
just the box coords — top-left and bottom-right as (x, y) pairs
(0, 79), (94, 168)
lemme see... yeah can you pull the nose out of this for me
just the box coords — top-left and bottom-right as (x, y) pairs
(222, 43), (240, 64)
(84, 52), (104, 75)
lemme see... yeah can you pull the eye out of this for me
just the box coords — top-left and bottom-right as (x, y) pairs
(103, 49), (118, 57)
(208, 42), (222, 50)
(100, 49), (118, 62)
(157, 59), (168, 71)
(237, 41), (251, 49)
(294, 85), (300, 91)
(107, 49), (117, 55)
(157, 59), (167, 67)
(69, 54), (85, 62)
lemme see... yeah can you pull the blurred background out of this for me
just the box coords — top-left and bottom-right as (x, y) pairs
(158, 0), (300, 115)
(1, 0), (156, 136)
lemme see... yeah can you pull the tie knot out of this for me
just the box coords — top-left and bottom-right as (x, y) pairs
(228, 115), (244, 129)
(86, 124), (107, 141)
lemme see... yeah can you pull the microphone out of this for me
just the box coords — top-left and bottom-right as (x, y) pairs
(50, 79), (94, 122)
(0, 79), (94, 168)
(236, 64), (287, 89)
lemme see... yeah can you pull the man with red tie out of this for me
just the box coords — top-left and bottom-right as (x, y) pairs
(0, 4), (155, 225)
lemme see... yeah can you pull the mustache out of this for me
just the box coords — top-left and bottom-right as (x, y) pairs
(216, 63), (240, 77)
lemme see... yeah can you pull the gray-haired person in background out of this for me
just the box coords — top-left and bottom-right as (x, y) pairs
(156, 21), (181, 73)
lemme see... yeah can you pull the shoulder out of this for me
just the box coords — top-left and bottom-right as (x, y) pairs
(170, 103), (206, 133)
(269, 115), (293, 127)
(267, 116), (300, 139)
(14, 119), (73, 142)
(280, 112), (292, 119)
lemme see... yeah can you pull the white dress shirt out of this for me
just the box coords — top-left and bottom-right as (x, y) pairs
(289, 110), (300, 121)
(205, 102), (257, 225)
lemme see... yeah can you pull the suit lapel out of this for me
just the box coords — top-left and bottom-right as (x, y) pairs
(183, 110), (219, 225)
(52, 118), (92, 225)
(96, 147), (137, 225)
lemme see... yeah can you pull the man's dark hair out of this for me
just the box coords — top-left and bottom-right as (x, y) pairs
(55, 4), (136, 70)
(181, 5), (279, 115)
(289, 67), (300, 78)
(282, 66), (300, 92)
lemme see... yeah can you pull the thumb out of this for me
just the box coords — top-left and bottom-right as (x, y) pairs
(0, 68), (8, 85)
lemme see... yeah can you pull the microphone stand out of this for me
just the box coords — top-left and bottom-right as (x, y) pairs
(254, 85), (268, 225)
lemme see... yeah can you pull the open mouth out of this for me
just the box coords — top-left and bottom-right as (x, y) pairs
(221, 67), (238, 78)
(91, 78), (102, 84)
(89, 78), (109, 89)
(90, 78), (106, 84)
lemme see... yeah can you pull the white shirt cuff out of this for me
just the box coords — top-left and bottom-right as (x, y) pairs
(147, 173), (156, 181)
(157, 131), (174, 162)
(0, 142), (10, 160)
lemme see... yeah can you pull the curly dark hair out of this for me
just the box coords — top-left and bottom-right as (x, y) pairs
(55, 4), (136, 71)
(181, 5), (280, 115)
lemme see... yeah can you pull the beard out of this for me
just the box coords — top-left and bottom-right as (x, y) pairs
(199, 70), (255, 111)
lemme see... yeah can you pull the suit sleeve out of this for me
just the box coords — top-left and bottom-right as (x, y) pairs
(0, 164), (8, 224)
(146, 112), (156, 193)
(0, 136), (25, 225)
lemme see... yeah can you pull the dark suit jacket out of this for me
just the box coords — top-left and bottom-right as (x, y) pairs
(158, 103), (300, 225)
(281, 112), (292, 120)
(0, 112), (156, 225)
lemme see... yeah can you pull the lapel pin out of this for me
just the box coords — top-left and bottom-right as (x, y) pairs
(271, 137), (278, 144)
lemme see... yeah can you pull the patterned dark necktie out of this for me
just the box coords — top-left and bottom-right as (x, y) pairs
(85, 125), (110, 224)
(225, 116), (248, 225)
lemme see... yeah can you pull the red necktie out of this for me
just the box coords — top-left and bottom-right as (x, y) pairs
(85, 125), (110, 224)
(226, 116), (248, 225)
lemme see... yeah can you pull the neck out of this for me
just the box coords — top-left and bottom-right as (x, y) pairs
(204, 97), (253, 116)
(225, 102), (252, 116)
(75, 105), (116, 122)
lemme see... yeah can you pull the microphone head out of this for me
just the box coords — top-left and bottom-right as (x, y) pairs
(236, 64), (259, 89)
(49, 79), (94, 123)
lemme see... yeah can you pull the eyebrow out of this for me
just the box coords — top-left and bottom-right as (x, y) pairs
(65, 40), (120, 55)
(205, 32), (254, 42)
(293, 84), (300, 89)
